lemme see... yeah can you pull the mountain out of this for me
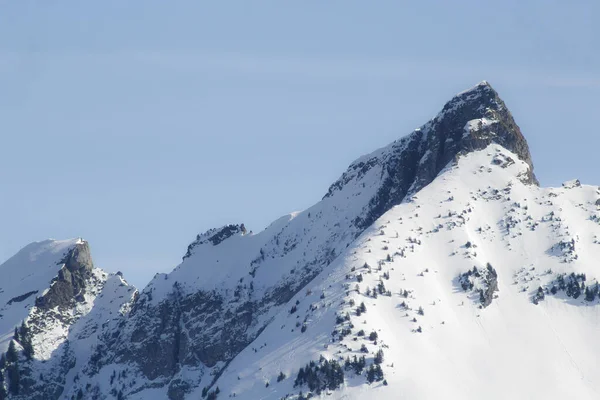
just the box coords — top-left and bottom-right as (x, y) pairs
(0, 239), (136, 399)
(2, 81), (600, 400)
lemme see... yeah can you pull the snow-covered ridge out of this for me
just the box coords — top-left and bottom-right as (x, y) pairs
(0, 239), (80, 353)
(5, 81), (598, 400)
(197, 144), (600, 400)
(0, 239), (137, 399)
(62, 82), (542, 399)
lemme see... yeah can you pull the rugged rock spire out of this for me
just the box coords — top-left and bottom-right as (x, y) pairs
(325, 81), (537, 230)
(35, 240), (94, 310)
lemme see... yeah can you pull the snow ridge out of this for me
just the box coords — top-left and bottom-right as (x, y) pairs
(4, 82), (599, 400)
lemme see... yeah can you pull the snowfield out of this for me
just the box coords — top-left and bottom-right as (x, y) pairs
(183, 145), (600, 400)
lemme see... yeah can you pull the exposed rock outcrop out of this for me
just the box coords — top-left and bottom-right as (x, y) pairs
(183, 224), (245, 260)
(325, 81), (537, 231)
(35, 240), (94, 310)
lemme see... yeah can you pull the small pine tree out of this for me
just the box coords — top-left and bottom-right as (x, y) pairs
(366, 364), (376, 384)
(374, 364), (384, 381)
(18, 322), (27, 341)
(22, 339), (33, 361)
(277, 371), (286, 382)
(7, 362), (19, 395)
(374, 349), (384, 365)
(206, 390), (218, 400)
(6, 341), (18, 364)
(0, 370), (6, 400)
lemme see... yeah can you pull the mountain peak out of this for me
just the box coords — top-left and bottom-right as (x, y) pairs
(325, 81), (537, 230)
(436, 80), (502, 121)
(457, 79), (492, 94)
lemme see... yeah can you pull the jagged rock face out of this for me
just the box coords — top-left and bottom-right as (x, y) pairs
(0, 240), (136, 400)
(35, 241), (94, 310)
(326, 81), (537, 230)
(116, 288), (226, 380)
(98, 266), (315, 399)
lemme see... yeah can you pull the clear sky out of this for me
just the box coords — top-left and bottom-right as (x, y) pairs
(1, 1), (599, 287)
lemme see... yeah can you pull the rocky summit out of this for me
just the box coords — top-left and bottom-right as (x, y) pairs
(2, 82), (600, 400)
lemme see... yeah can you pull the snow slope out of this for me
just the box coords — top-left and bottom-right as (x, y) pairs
(195, 144), (600, 400)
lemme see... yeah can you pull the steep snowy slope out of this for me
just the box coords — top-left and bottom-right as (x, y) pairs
(203, 144), (600, 400)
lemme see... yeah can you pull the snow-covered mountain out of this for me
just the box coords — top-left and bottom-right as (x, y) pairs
(3, 81), (600, 400)
(0, 239), (136, 399)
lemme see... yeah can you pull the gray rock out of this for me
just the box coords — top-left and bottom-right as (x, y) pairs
(35, 241), (94, 310)
(326, 81), (537, 231)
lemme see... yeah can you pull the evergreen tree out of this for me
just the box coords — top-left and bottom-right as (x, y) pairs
(6, 341), (18, 364)
(277, 371), (286, 382)
(13, 328), (18, 343)
(7, 362), (19, 395)
(18, 321), (27, 341)
(359, 302), (367, 313)
(294, 358), (345, 394)
(366, 364), (376, 384)
(206, 390), (218, 400)
(345, 355), (366, 375)
(374, 364), (384, 382)
(19, 322), (34, 361)
(366, 363), (384, 383)
(0, 370), (6, 400)
(374, 349), (384, 365)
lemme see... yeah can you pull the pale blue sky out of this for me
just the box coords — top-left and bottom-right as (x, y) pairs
(1, 1), (599, 287)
